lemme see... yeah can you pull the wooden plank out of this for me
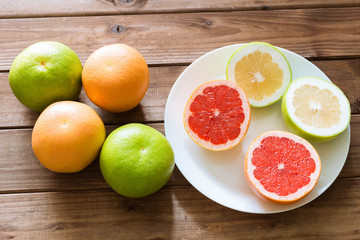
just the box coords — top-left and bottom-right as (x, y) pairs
(1, 59), (360, 128)
(0, 123), (188, 193)
(346, 115), (360, 178)
(2, 0), (360, 18)
(0, 116), (359, 193)
(0, 66), (185, 128)
(1, 8), (360, 70)
(312, 59), (360, 114)
(1, 177), (360, 239)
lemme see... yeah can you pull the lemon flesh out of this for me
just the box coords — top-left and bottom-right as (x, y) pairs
(226, 42), (292, 107)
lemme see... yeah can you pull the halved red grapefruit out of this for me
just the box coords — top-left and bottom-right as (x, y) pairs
(245, 131), (321, 204)
(183, 79), (251, 151)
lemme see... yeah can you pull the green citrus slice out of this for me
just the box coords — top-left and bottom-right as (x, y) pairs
(226, 42), (292, 107)
(281, 77), (351, 142)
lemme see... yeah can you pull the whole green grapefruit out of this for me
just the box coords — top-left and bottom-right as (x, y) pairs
(100, 123), (175, 198)
(9, 41), (82, 112)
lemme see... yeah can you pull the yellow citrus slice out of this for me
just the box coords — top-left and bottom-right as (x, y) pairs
(226, 42), (292, 107)
(281, 77), (351, 142)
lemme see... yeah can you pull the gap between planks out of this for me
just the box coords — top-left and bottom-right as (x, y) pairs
(1, 1), (360, 19)
(1, 7), (360, 70)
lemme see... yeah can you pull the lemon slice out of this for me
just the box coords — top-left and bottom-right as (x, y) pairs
(226, 42), (292, 107)
(281, 77), (351, 142)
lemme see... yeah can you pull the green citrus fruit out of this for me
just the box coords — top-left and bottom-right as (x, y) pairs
(226, 42), (292, 107)
(9, 41), (82, 112)
(100, 123), (175, 198)
(281, 77), (351, 142)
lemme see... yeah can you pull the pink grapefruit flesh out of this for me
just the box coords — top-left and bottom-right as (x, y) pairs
(245, 131), (321, 204)
(184, 79), (250, 151)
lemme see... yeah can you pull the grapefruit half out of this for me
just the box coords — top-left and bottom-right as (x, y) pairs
(282, 77), (351, 143)
(245, 131), (321, 204)
(183, 79), (250, 151)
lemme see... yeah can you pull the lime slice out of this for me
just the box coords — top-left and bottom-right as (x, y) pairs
(226, 42), (292, 107)
(281, 77), (351, 142)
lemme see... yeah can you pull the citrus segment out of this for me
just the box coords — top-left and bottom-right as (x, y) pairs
(226, 42), (291, 107)
(282, 77), (351, 142)
(184, 79), (250, 151)
(245, 131), (321, 203)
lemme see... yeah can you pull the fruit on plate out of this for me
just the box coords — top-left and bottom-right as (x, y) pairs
(183, 79), (250, 151)
(281, 77), (351, 143)
(245, 131), (321, 204)
(226, 42), (292, 107)
(100, 123), (175, 198)
(9, 41), (82, 112)
(82, 44), (149, 113)
(32, 101), (106, 173)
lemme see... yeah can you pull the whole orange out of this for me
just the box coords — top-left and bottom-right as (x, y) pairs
(32, 101), (106, 173)
(82, 44), (150, 113)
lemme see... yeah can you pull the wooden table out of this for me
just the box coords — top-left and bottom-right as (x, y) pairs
(1, 1), (360, 239)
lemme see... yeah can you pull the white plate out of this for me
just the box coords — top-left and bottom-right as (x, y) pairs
(164, 44), (350, 214)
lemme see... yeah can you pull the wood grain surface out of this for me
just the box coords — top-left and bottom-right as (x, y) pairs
(1, 7), (360, 70)
(2, 0), (360, 18)
(0, 66), (184, 128)
(1, 2), (360, 239)
(0, 116), (358, 194)
(1, 59), (360, 128)
(1, 178), (360, 240)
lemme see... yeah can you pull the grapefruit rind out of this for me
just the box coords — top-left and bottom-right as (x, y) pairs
(32, 101), (106, 173)
(245, 131), (321, 204)
(99, 123), (175, 198)
(226, 42), (292, 107)
(183, 79), (251, 151)
(9, 41), (82, 112)
(82, 44), (149, 113)
(281, 77), (351, 143)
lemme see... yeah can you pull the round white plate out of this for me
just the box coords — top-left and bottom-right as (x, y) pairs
(164, 44), (350, 214)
